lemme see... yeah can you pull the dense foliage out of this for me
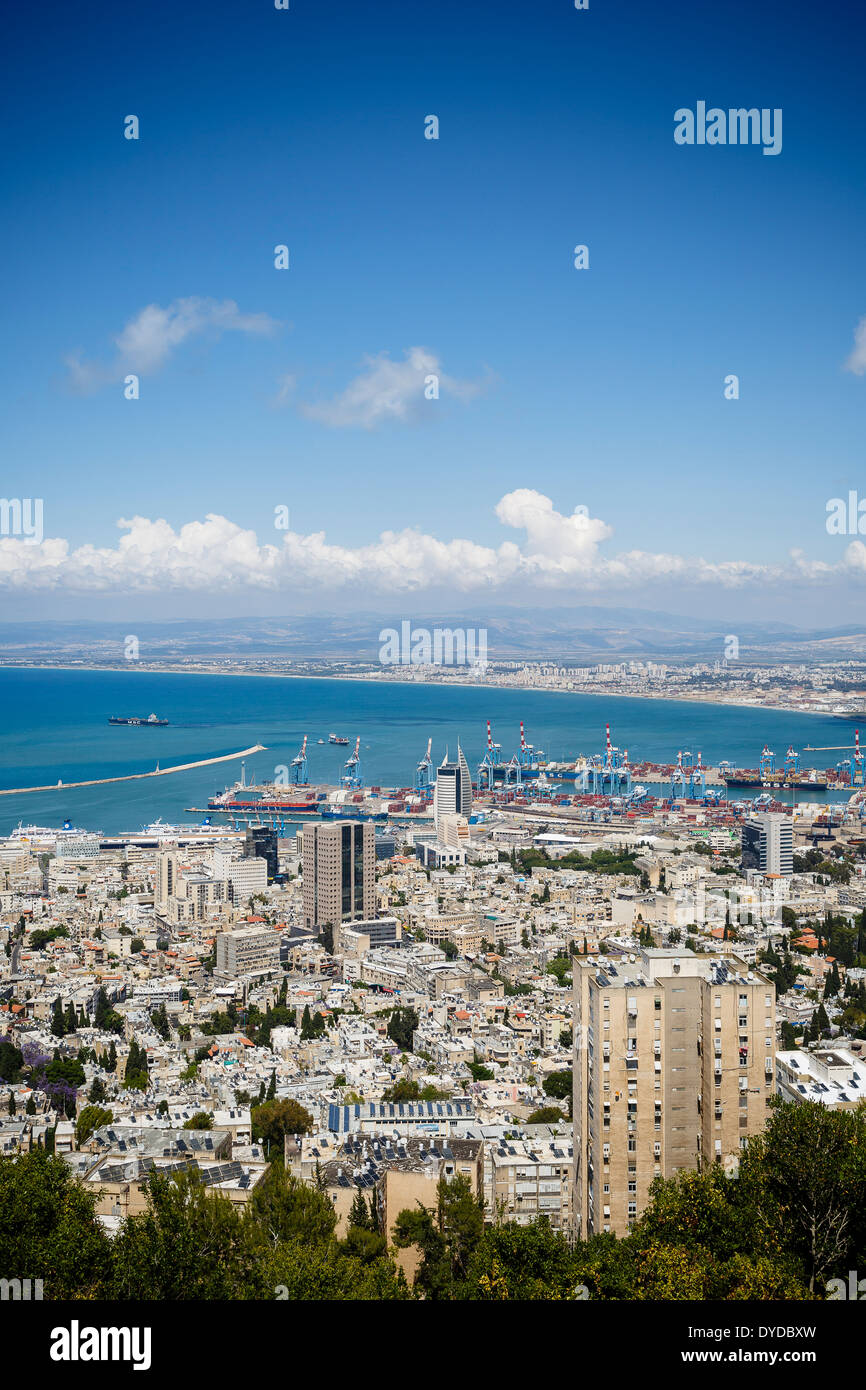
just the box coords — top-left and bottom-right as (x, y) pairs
(2, 1099), (864, 1300)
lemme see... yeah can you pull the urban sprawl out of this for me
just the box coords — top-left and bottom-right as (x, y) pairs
(3, 733), (866, 1300)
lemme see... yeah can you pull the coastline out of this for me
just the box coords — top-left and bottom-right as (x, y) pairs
(0, 662), (847, 721)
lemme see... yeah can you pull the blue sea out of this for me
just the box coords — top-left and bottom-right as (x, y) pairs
(0, 667), (858, 835)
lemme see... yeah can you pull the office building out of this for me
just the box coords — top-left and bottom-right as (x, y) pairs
(244, 825), (278, 882)
(740, 813), (793, 876)
(573, 949), (776, 1239)
(215, 924), (281, 977)
(432, 745), (473, 835)
(302, 821), (375, 933)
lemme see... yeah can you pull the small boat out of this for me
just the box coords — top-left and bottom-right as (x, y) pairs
(328, 733), (349, 745)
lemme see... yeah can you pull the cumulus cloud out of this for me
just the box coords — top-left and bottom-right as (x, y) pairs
(65, 298), (280, 392)
(844, 315), (866, 375)
(0, 490), (861, 596)
(299, 347), (486, 428)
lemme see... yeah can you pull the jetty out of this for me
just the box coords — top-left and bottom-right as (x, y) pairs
(0, 745), (267, 797)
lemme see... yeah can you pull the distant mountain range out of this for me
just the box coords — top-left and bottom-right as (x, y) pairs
(1, 608), (866, 662)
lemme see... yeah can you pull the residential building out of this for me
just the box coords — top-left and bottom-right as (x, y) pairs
(573, 949), (776, 1239)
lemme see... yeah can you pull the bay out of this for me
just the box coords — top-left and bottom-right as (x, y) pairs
(0, 667), (857, 835)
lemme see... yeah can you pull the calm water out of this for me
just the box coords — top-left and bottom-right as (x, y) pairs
(0, 668), (858, 834)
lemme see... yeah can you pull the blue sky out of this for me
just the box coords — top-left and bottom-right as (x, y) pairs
(2, 0), (865, 624)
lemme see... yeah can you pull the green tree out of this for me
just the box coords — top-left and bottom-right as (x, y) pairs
(526, 1105), (565, 1124)
(251, 1098), (313, 1149)
(124, 1038), (149, 1091)
(349, 1185), (372, 1231)
(387, 1007), (419, 1052)
(393, 1173), (484, 1298)
(150, 1003), (171, 1041)
(248, 1160), (337, 1249)
(183, 1112), (214, 1130)
(76, 1105), (113, 1145)
(467, 1062), (494, 1082)
(740, 1099), (866, 1293)
(0, 1040), (23, 1082)
(0, 1149), (111, 1298)
(542, 1070), (573, 1102)
(780, 1021), (798, 1050)
(50, 996), (65, 1038)
(109, 1169), (264, 1299)
(44, 1057), (85, 1089)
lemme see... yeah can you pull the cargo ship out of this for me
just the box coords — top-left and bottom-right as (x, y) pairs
(328, 733), (349, 745)
(721, 769), (828, 791)
(108, 713), (169, 726)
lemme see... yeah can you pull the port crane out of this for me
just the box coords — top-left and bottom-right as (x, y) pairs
(291, 735), (309, 786)
(804, 730), (866, 788)
(503, 752), (523, 788)
(591, 724), (631, 797)
(688, 751), (706, 800)
(415, 738), (433, 792)
(759, 745), (776, 778)
(670, 751), (688, 800)
(477, 720), (499, 792)
(342, 737), (363, 790)
(518, 720), (543, 769)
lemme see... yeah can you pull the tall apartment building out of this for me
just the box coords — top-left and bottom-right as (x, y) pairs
(302, 821), (375, 933)
(156, 850), (178, 905)
(573, 949), (776, 1239)
(740, 813), (794, 876)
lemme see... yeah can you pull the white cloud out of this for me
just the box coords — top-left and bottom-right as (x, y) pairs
(299, 346), (486, 428)
(65, 297), (280, 392)
(844, 315), (866, 375)
(0, 490), (861, 596)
